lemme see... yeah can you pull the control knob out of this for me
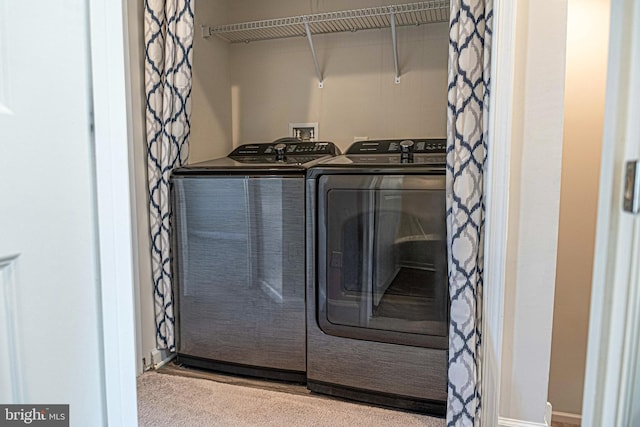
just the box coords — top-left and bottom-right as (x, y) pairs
(400, 140), (414, 163)
(274, 143), (287, 161)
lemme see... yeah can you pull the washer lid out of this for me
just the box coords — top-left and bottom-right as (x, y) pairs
(171, 140), (340, 176)
(171, 156), (307, 176)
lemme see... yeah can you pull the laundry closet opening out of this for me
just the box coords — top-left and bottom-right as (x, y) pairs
(136, 0), (453, 419)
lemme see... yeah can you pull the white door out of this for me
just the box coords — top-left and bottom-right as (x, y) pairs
(0, 1), (137, 425)
(582, 1), (640, 426)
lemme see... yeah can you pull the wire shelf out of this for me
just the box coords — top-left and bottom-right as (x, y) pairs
(204, 1), (450, 43)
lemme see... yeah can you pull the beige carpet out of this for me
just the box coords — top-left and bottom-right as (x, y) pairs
(137, 371), (445, 427)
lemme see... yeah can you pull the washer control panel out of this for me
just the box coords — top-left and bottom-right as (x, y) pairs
(230, 141), (338, 156)
(346, 139), (446, 154)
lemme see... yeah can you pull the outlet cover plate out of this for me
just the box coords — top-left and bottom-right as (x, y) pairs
(289, 122), (318, 142)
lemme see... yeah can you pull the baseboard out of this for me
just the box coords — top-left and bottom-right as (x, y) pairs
(151, 348), (175, 370)
(552, 411), (582, 424)
(498, 417), (548, 427)
(498, 402), (553, 427)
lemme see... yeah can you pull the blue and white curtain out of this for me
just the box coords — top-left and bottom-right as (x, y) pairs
(144, 0), (194, 351)
(446, 0), (492, 425)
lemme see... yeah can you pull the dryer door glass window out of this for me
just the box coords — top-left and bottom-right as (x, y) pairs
(318, 174), (448, 348)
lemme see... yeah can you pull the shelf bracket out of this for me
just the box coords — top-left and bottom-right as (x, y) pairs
(389, 8), (401, 84)
(304, 18), (324, 88)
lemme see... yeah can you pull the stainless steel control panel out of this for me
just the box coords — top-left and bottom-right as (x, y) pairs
(346, 139), (446, 154)
(230, 141), (338, 156)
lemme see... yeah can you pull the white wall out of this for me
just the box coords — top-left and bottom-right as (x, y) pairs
(500, 0), (568, 423)
(192, 0), (448, 154)
(548, 0), (610, 418)
(191, 0), (233, 163)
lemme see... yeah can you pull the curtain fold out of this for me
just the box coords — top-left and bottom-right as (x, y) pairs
(144, 0), (194, 351)
(446, 0), (492, 425)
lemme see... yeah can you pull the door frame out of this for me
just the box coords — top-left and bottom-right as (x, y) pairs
(581, 1), (640, 426)
(89, 0), (139, 425)
(481, 0), (518, 425)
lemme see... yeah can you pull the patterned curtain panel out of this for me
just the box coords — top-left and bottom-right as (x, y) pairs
(144, 0), (194, 351)
(446, 0), (492, 425)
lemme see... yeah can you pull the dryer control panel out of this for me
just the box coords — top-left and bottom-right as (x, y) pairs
(346, 139), (446, 154)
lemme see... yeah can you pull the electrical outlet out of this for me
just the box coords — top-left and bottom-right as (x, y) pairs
(353, 136), (368, 142)
(289, 122), (318, 142)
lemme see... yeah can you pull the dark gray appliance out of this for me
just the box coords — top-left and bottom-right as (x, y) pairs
(171, 140), (339, 382)
(306, 139), (448, 414)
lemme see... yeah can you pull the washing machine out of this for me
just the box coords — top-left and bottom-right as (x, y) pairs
(171, 139), (339, 382)
(305, 139), (448, 414)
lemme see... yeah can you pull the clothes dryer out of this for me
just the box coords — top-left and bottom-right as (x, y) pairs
(171, 139), (339, 382)
(306, 139), (448, 414)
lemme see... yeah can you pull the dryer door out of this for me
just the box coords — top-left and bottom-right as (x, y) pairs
(317, 174), (448, 348)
